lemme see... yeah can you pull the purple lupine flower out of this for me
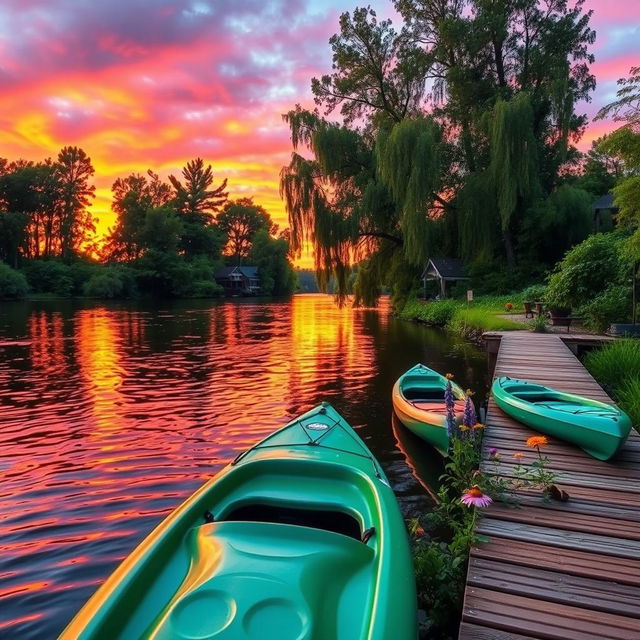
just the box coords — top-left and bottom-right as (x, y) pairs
(444, 377), (456, 437)
(462, 395), (477, 428)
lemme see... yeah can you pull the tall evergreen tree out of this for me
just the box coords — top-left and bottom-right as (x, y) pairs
(54, 146), (96, 259)
(169, 158), (228, 258)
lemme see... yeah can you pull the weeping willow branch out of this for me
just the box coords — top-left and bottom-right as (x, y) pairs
(489, 94), (538, 230)
(376, 117), (443, 266)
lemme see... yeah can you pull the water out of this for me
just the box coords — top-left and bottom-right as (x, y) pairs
(0, 294), (487, 638)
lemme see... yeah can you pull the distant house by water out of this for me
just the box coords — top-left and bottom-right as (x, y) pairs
(214, 266), (261, 296)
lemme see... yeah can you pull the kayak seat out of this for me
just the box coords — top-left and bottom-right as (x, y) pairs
(223, 503), (362, 540)
(403, 388), (446, 401)
(145, 521), (374, 640)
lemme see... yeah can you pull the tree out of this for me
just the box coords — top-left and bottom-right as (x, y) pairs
(281, 2), (596, 304)
(169, 158), (228, 258)
(217, 198), (277, 263)
(105, 170), (173, 260)
(596, 66), (640, 264)
(596, 66), (640, 127)
(573, 138), (623, 198)
(54, 146), (96, 259)
(249, 229), (297, 296)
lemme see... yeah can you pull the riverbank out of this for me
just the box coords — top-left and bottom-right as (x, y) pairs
(399, 297), (523, 343)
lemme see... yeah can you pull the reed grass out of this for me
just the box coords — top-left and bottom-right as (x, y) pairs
(617, 377), (640, 432)
(583, 339), (640, 392)
(584, 339), (640, 432)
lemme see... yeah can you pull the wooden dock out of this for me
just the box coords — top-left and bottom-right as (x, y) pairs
(459, 332), (640, 640)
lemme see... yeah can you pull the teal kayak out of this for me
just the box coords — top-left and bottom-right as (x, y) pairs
(492, 376), (632, 461)
(392, 364), (465, 455)
(60, 403), (417, 640)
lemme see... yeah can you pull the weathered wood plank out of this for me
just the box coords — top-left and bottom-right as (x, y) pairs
(467, 557), (640, 617)
(482, 502), (640, 539)
(458, 622), (540, 640)
(470, 537), (640, 586)
(463, 587), (640, 640)
(476, 513), (640, 558)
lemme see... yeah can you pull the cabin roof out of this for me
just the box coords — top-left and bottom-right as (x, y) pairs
(422, 258), (469, 281)
(593, 193), (618, 211)
(214, 266), (259, 279)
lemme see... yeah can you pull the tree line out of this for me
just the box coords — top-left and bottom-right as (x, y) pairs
(0, 152), (296, 299)
(280, 0), (623, 306)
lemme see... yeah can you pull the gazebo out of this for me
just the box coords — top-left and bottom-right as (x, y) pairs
(421, 258), (469, 299)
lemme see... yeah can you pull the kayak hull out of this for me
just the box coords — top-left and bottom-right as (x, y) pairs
(392, 364), (465, 455)
(60, 403), (417, 640)
(492, 376), (632, 461)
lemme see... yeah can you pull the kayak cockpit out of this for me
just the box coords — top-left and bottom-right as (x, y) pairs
(401, 387), (447, 402)
(222, 503), (363, 540)
(142, 521), (375, 640)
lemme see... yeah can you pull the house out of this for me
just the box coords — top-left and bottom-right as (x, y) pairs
(592, 192), (618, 232)
(214, 266), (261, 296)
(421, 258), (469, 299)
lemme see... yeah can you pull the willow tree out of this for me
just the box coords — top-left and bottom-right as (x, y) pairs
(281, 8), (442, 305)
(282, 1), (596, 302)
(395, 0), (595, 267)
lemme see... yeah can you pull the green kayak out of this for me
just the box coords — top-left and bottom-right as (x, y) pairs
(60, 403), (417, 640)
(392, 363), (465, 455)
(492, 376), (632, 461)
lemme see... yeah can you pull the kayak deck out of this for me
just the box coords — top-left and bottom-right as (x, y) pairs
(144, 521), (374, 640)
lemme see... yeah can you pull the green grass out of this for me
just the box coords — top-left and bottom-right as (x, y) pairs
(584, 339), (640, 432)
(449, 307), (523, 332)
(399, 297), (524, 340)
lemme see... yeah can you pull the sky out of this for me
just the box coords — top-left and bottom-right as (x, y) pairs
(0, 0), (638, 262)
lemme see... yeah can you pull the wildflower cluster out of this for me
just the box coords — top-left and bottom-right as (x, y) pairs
(486, 434), (562, 502)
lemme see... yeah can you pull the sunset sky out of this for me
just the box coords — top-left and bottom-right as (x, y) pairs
(0, 0), (637, 259)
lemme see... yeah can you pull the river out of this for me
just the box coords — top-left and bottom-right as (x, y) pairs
(0, 294), (487, 638)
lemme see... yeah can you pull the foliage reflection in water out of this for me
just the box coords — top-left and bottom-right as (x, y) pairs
(0, 294), (487, 638)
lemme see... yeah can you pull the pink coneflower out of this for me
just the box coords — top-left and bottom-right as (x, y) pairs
(461, 487), (493, 508)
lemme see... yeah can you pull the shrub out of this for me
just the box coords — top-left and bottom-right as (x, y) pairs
(545, 233), (631, 310)
(83, 273), (124, 298)
(579, 285), (632, 333)
(400, 299), (461, 326)
(191, 280), (224, 298)
(22, 260), (75, 296)
(527, 315), (549, 333)
(0, 263), (29, 299)
(522, 284), (547, 302)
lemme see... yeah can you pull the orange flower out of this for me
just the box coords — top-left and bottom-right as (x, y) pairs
(472, 423), (484, 430)
(526, 435), (548, 448)
(459, 425), (469, 432)
(513, 452), (525, 459)
(445, 373), (454, 380)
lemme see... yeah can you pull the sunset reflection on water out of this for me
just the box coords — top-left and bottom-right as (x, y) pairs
(0, 295), (486, 638)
